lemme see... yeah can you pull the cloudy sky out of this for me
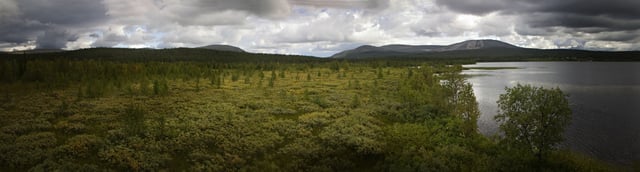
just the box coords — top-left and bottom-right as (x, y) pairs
(1, 0), (639, 57)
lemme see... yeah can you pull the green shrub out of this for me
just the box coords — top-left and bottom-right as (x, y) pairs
(1, 118), (52, 135)
(54, 120), (87, 134)
(298, 112), (332, 128)
(122, 106), (147, 137)
(53, 134), (105, 160)
(54, 101), (74, 117)
(350, 94), (361, 108)
(319, 114), (384, 154)
(2, 132), (58, 167)
(153, 79), (169, 95)
(99, 145), (170, 171)
(30, 160), (102, 172)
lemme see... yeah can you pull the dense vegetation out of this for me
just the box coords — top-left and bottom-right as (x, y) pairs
(0, 50), (618, 171)
(496, 84), (573, 162)
(334, 47), (640, 61)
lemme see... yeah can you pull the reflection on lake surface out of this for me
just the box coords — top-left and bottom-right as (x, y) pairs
(462, 62), (640, 165)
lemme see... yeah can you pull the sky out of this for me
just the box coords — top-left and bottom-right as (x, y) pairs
(1, 0), (639, 57)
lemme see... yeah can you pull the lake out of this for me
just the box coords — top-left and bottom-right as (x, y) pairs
(462, 62), (640, 165)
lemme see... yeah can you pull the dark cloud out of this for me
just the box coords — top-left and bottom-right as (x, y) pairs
(18, 0), (107, 26)
(513, 25), (559, 36)
(2, 0), (638, 52)
(0, 20), (46, 44)
(435, 0), (640, 18)
(433, 0), (509, 15)
(289, 0), (389, 9)
(524, 13), (640, 31)
(0, 0), (107, 49)
(173, 0), (292, 19)
(36, 29), (78, 49)
(434, 0), (640, 44)
(533, 0), (640, 19)
(89, 33), (100, 38)
(594, 31), (640, 42)
(162, 0), (389, 23)
(433, 0), (640, 29)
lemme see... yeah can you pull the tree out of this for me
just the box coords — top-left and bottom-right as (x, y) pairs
(495, 84), (572, 161)
(442, 69), (480, 136)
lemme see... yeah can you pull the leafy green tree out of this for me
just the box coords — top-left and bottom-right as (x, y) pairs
(442, 71), (480, 136)
(496, 84), (572, 161)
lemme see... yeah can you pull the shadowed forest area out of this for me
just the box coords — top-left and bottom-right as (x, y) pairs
(0, 49), (620, 171)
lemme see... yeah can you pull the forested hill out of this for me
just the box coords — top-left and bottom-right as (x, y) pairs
(0, 48), (319, 63)
(198, 45), (246, 53)
(3, 43), (640, 62)
(332, 40), (640, 61)
(385, 48), (640, 61)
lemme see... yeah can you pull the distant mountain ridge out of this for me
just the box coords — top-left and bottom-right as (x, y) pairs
(331, 39), (521, 58)
(2, 40), (639, 61)
(2, 45), (247, 54)
(198, 45), (246, 53)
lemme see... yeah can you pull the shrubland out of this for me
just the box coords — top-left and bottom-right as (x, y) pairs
(0, 51), (617, 171)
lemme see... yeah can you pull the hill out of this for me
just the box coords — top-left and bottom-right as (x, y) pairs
(331, 44), (446, 58)
(0, 47), (317, 63)
(1, 44), (246, 58)
(2, 40), (639, 62)
(331, 39), (520, 58)
(331, 40), (640, 61)
(440, 40), (519, 51)
(198, 45), (246, 53)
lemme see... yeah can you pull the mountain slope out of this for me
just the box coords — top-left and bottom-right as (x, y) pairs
(198, 45), (246, 53)
(440, 39), (519, 51)
(331, 39), (520, 59)
(332, 45), (393, 58)
(330, 39), (640, 61)
(380, 45), (446, 52)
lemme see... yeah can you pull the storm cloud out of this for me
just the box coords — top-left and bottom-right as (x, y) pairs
(434, 0), (640, 31)
(0, 0), (106, 49)
(1, 0), (639, 54)
(432, 0), (640, 50)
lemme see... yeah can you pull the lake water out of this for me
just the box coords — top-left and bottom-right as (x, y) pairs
(462, 62), (640, 165)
